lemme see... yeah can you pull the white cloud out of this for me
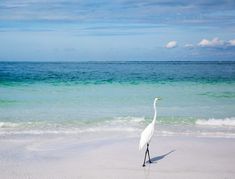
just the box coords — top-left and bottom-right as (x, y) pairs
(198, 39), (210, 47)
(228, 39), (235, 46)
(198, 37), (224, 47)
(165, 41), (177, 48)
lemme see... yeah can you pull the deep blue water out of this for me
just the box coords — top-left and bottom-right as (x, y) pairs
(1, 61), (235, 85)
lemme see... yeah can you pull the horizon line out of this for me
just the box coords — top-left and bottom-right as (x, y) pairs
(0, 60), (235, 63)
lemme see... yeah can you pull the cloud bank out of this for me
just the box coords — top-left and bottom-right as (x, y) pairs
(198, 37), (235, 48)
(198, 38), (224, 47)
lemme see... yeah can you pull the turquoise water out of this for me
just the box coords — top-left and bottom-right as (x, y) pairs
(1, 61), (235, 137)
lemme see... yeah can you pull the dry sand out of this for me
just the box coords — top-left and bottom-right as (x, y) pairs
(0, 134), (235, 179)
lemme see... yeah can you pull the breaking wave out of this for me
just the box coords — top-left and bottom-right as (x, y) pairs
(1, 116), (235, 138)
(196, 118), (235, 127)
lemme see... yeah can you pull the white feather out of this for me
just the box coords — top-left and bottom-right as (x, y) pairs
(139, 122), (154, 150)
(139, 97), (159, 150)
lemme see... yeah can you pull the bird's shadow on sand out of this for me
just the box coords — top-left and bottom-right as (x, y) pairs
(147, 150), (175, 164)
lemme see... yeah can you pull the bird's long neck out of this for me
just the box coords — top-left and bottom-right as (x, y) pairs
(152, 101), (157, 124)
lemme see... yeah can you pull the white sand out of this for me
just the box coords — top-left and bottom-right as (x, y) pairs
(0, 135), (235, 179)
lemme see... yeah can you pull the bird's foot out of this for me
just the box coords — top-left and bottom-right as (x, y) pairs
(142, 164), (145, 167)
(149, 160), (152, 163)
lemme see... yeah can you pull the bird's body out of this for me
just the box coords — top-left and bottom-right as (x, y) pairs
(139, 97), (160, 166)
(139, 120), (155, 150)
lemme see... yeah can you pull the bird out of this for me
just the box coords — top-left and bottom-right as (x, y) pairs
(139, 97), (161, 167)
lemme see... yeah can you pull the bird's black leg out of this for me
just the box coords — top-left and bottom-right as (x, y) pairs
(147, 143), (152, 163)
(142, 147), (148, 167)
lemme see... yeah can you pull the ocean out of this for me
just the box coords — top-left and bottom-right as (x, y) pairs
(0, 61), (235, 138)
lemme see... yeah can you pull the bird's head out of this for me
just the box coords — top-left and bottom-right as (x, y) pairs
(154, 97), (161, 105)
(154, 97), (161, 102)
(153, 97), (161, 108)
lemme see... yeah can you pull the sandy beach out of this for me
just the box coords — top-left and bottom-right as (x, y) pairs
(1, 134), (235, 179)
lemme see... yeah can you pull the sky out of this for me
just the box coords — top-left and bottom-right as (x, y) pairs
(0, 0), (235, 61)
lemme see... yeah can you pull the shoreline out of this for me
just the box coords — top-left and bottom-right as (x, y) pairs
(1, 135), (235, 179)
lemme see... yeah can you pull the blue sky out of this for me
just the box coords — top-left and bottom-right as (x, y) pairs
(0, 0), (235, 61)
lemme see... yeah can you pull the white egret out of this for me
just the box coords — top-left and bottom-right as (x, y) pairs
(139, 97), (161, 167)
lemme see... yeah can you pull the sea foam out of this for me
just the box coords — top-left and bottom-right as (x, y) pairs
(196, 118), (235, 127)
(0, 122), (19, 128)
